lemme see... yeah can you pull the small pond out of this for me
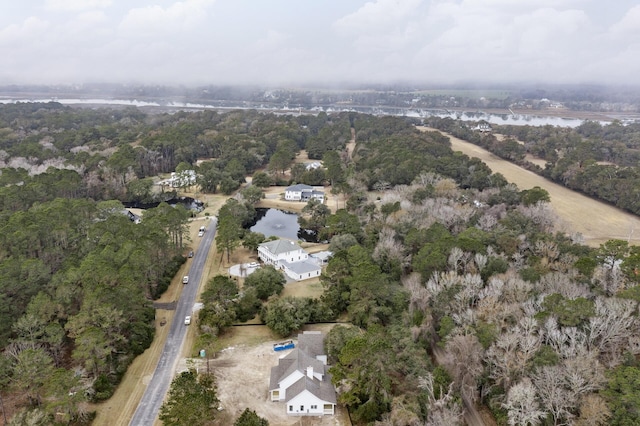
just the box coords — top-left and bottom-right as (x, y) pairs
(248, 208), (317, 242)
(123, 196), (204, 212)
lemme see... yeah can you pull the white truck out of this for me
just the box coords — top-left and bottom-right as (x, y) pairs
(183, 275), (189, 284)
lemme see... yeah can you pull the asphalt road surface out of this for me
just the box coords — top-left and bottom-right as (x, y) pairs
(129, 217), (217, 426)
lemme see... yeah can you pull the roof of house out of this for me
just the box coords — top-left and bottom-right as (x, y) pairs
(269, 348), (326, 391)
(310, 251), (333, 262)
(269, 332), (336, 405)
(285, 374), (337, 404)
(259, 239), (303, 255)
(297, 331), (324, 357)
(286, 184), (313, 192)
(281, 259), (321, 275)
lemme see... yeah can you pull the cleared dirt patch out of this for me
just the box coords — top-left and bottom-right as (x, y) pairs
(419, 127), (640, 247)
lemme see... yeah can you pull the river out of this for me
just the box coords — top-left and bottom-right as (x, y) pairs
(0, 97), (605, 128)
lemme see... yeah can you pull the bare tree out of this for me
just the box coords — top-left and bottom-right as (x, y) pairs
(402, 273), (430, 314)
(543, 317), (587, 359)
(442, 334), (484, 403)
(586, 297), (638, 365)
(417, 373), (464, 426)
(485, 318), (542, 389)
(539, 272), (591, 300)
(592, 264), (626, 296)
(373, 227), (409, 269)
(573, 394), (611, 426)
(503, 378), (547, 426)
(532, 366), (576, 425)
(562, 353), (606, 399)
(501, 271), (534, 304)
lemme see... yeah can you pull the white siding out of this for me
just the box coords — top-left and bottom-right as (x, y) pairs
(287, 390), (333, 416)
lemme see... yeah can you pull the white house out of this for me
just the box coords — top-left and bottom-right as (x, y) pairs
(284, 184), (325, 203)
(473, 122), (492, 133)
(310, 251), (333, 265)
(269, 331), (337, 416)
(258, 239), (308, 266)
(168, 170), (197, 187)
(305, 161), (322, 170)
(280, 259), (321, 281)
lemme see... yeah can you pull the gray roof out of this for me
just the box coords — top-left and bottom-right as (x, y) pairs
(286, 184), (313, 192)
(297, 331), (324, 357)
(269, 332), (336, 405)
(281, 259), (321, 275)
(310, 251), (333, 261)
(270, 344), (326, 391)
(259, 239), (303, 255)
(285, 374), (337, 404)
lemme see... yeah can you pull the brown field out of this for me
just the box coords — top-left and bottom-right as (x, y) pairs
(419, 127), (640, 247)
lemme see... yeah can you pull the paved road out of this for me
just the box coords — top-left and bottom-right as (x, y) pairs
(129, 217), (217, 426)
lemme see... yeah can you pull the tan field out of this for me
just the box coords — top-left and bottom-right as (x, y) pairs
(419, 127), (640, 247)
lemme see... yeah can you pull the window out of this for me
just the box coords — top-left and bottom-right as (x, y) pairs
(289, 405), (293, 411)
(300, 405), (304, 411)
(311, 405), (317, 409)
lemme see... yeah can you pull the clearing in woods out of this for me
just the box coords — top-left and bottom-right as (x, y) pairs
(419, 126), (640, 247)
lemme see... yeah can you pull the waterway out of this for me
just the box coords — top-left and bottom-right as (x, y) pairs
(0, 97), (606, 128)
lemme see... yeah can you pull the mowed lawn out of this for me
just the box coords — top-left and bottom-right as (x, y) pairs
(419, 127), (640, 247)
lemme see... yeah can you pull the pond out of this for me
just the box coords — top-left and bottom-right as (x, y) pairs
(248, 208), (317, 242)
(122, 196), (204, 212)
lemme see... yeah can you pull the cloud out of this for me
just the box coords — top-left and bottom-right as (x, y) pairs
(333, 0), (423, 34)
(44, 0), (112, 11)
(119, 0), (216, 38)
(0, 16), (50, 46)
(609, 5), (640, 36)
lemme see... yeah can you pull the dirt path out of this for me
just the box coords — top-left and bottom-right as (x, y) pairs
(419, 127), (640, 247)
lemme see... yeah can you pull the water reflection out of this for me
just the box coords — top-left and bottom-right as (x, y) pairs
(248, 208), (317, 242)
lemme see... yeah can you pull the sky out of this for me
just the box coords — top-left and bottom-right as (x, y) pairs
(1, 0), (639, 87)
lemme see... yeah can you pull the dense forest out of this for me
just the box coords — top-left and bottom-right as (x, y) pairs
(2, 103), (640, 425)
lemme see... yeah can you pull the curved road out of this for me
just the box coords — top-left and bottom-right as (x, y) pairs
(129, 217), (217, 426)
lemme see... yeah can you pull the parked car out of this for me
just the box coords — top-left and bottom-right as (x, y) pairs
(183, 275), (189, 284)
(198, 230), (204, 237)
(247, 262), (259, 268)
(184, 316), (191, 325)
(188, 251), (194, 258)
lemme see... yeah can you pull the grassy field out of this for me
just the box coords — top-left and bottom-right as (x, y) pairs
(419, 127), (640, 247)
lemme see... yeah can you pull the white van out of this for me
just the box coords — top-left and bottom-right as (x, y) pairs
(184, 316), (191, 325)
(183, 276), (189, 284)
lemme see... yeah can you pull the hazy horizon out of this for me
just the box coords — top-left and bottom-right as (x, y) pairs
(2, 1), (640, 87)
